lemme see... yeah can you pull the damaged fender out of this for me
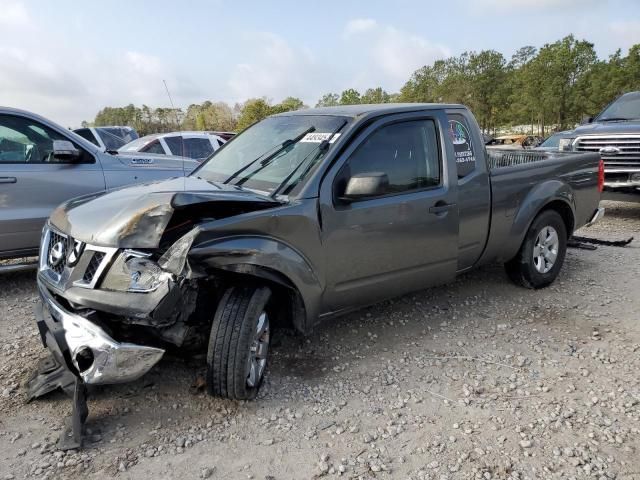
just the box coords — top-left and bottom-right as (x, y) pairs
(189, 235), (324, 333)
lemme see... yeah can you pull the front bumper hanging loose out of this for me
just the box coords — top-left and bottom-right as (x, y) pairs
(31, 281), (166, 449)
(35, 281), (165, 385)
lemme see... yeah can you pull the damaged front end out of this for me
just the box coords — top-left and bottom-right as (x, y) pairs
(30, 177), (281, 449)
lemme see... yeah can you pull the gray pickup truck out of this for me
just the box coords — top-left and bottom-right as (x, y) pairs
(0, 107), (198, 262)
(30, 103), (603, 447)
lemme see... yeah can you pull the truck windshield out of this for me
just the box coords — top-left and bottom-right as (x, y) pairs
(194, 115), (348, 195)
(597, 92), (640, 121)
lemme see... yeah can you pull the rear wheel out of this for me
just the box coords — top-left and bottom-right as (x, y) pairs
(206, 286), (272, 400)
(505, 210), (567, 289)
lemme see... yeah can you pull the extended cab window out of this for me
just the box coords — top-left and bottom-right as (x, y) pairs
(336, 119), (440, 198)
(0, 114), (70, 164)
(447, 113), (477, 178)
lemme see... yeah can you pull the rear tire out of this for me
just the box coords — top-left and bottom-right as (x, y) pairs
(505, 210), (567, 289)
(206, 286), (272, 400)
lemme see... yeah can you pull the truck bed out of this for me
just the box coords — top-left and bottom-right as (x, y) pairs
(481, 149), (602, 264)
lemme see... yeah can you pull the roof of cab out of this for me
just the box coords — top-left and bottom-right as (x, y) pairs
(272, 103), (466, 118)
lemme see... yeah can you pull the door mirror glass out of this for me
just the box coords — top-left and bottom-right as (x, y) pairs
(342, 172), (389, 201)
(53, 140), (81, 161)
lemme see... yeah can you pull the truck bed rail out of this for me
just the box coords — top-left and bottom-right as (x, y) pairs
(487, 150), (552, 169)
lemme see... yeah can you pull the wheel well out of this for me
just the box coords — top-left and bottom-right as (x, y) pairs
(197, 267), (306, 333)
(539, 200), (574, 237)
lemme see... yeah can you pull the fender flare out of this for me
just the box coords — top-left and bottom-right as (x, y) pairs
(188, 235), (324, 333)
(508, 180), (575, 259)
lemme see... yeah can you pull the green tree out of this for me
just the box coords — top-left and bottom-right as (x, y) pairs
(528, 35), (597, 131)
(315, 93), (340, 107)
(236, 98), (273, 131)
(361, 87), (391, 104)
(339, 88), (361, 105)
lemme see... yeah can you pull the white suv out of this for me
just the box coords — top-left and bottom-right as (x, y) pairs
(119, 132), (226, 161)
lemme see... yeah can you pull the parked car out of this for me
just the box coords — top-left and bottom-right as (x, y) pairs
(31, 103), (603, 446)
(486, 134), (543, 149)
(119, 132), (226, 161)
(0, 107), (198, 262)
(534, 130), (575, 152)
(73, 126), (138, 151)
(564, 91), (640, 201)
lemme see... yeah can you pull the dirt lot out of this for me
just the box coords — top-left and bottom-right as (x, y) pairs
(1, 200), (639, 480)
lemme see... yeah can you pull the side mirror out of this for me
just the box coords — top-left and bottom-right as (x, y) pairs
(53, 140), (81, 161)
(580, 115), (593, 125)
(341, 172), (389, 202)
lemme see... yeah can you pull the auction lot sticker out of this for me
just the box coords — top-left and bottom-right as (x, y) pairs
(300, 133), (342, 143)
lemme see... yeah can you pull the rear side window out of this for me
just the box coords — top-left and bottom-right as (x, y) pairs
(184, 138), (214, 160)
(336, 119), (440, 198)
(447, 113), (477, 178)
(141, 139), (165, 154)
(164, 136), (184, 156)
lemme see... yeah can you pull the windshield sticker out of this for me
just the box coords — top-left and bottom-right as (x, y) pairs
(300, 132), (341, 143)
(448, 117), (476, 177)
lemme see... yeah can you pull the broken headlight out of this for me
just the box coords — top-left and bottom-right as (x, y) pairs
(101, 252), (171, 293)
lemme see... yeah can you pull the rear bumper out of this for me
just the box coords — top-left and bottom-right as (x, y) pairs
(36, 280), (164, 385)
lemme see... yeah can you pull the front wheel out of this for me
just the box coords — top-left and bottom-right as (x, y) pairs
(505, 210), (567, 289)
(206, 286), (272, 400)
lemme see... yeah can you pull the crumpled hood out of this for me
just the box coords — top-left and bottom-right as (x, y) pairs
(574, 120), (640, 136)
(49, 177), (279, 248)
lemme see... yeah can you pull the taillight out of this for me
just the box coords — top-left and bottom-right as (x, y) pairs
(597, 159), (604, 193)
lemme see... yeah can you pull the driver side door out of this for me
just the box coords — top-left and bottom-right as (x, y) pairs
(0, 113), (105, 257)
(318, 112), (459, 313)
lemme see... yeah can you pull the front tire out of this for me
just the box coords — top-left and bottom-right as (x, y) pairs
(206, 286), (272, 400)
(505, 210), (567, 289)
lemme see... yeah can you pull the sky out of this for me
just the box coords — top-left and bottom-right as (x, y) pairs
(0, 0), (639, 127)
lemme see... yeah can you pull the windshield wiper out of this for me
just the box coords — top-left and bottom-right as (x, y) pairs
(270, 120), (347, 198)
(223, 126), (315, 186)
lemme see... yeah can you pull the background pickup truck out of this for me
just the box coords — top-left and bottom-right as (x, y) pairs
(568, 91), (640, 201)
(0, 107), (198, 261)
(33, 103), (603, 414)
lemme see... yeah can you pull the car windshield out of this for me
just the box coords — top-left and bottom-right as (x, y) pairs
(119, 135), (159, 152)
(597, 92), (640, 121)
(95, 128), (128, 150)
(540, 134), (561, 148)
(194, 115), (348, 195)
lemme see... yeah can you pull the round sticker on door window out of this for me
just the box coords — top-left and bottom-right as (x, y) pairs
(448, 118), (476, 177)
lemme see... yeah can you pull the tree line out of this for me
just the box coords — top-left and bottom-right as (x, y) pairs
(88, 35), (640, 137)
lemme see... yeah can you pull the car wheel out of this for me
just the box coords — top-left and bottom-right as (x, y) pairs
(505, 210), (567, 289)
(206, 286), (272, 400)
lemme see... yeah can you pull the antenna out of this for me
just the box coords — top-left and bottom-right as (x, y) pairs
(163, 79), (186, 177)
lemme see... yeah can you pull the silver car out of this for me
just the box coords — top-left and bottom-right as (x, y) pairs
(0, 107), (198, 260)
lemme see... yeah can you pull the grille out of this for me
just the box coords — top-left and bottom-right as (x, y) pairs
(83, 251), (105, 284)
(575, 135), (640, 167)
(46, 230), (70, 275)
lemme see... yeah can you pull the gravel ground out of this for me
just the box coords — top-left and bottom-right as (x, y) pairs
(1, 200), (639, 480)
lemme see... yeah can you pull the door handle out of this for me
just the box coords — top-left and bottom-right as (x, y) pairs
(429, 202), (456, 214)
(0, 177), (17, 184)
